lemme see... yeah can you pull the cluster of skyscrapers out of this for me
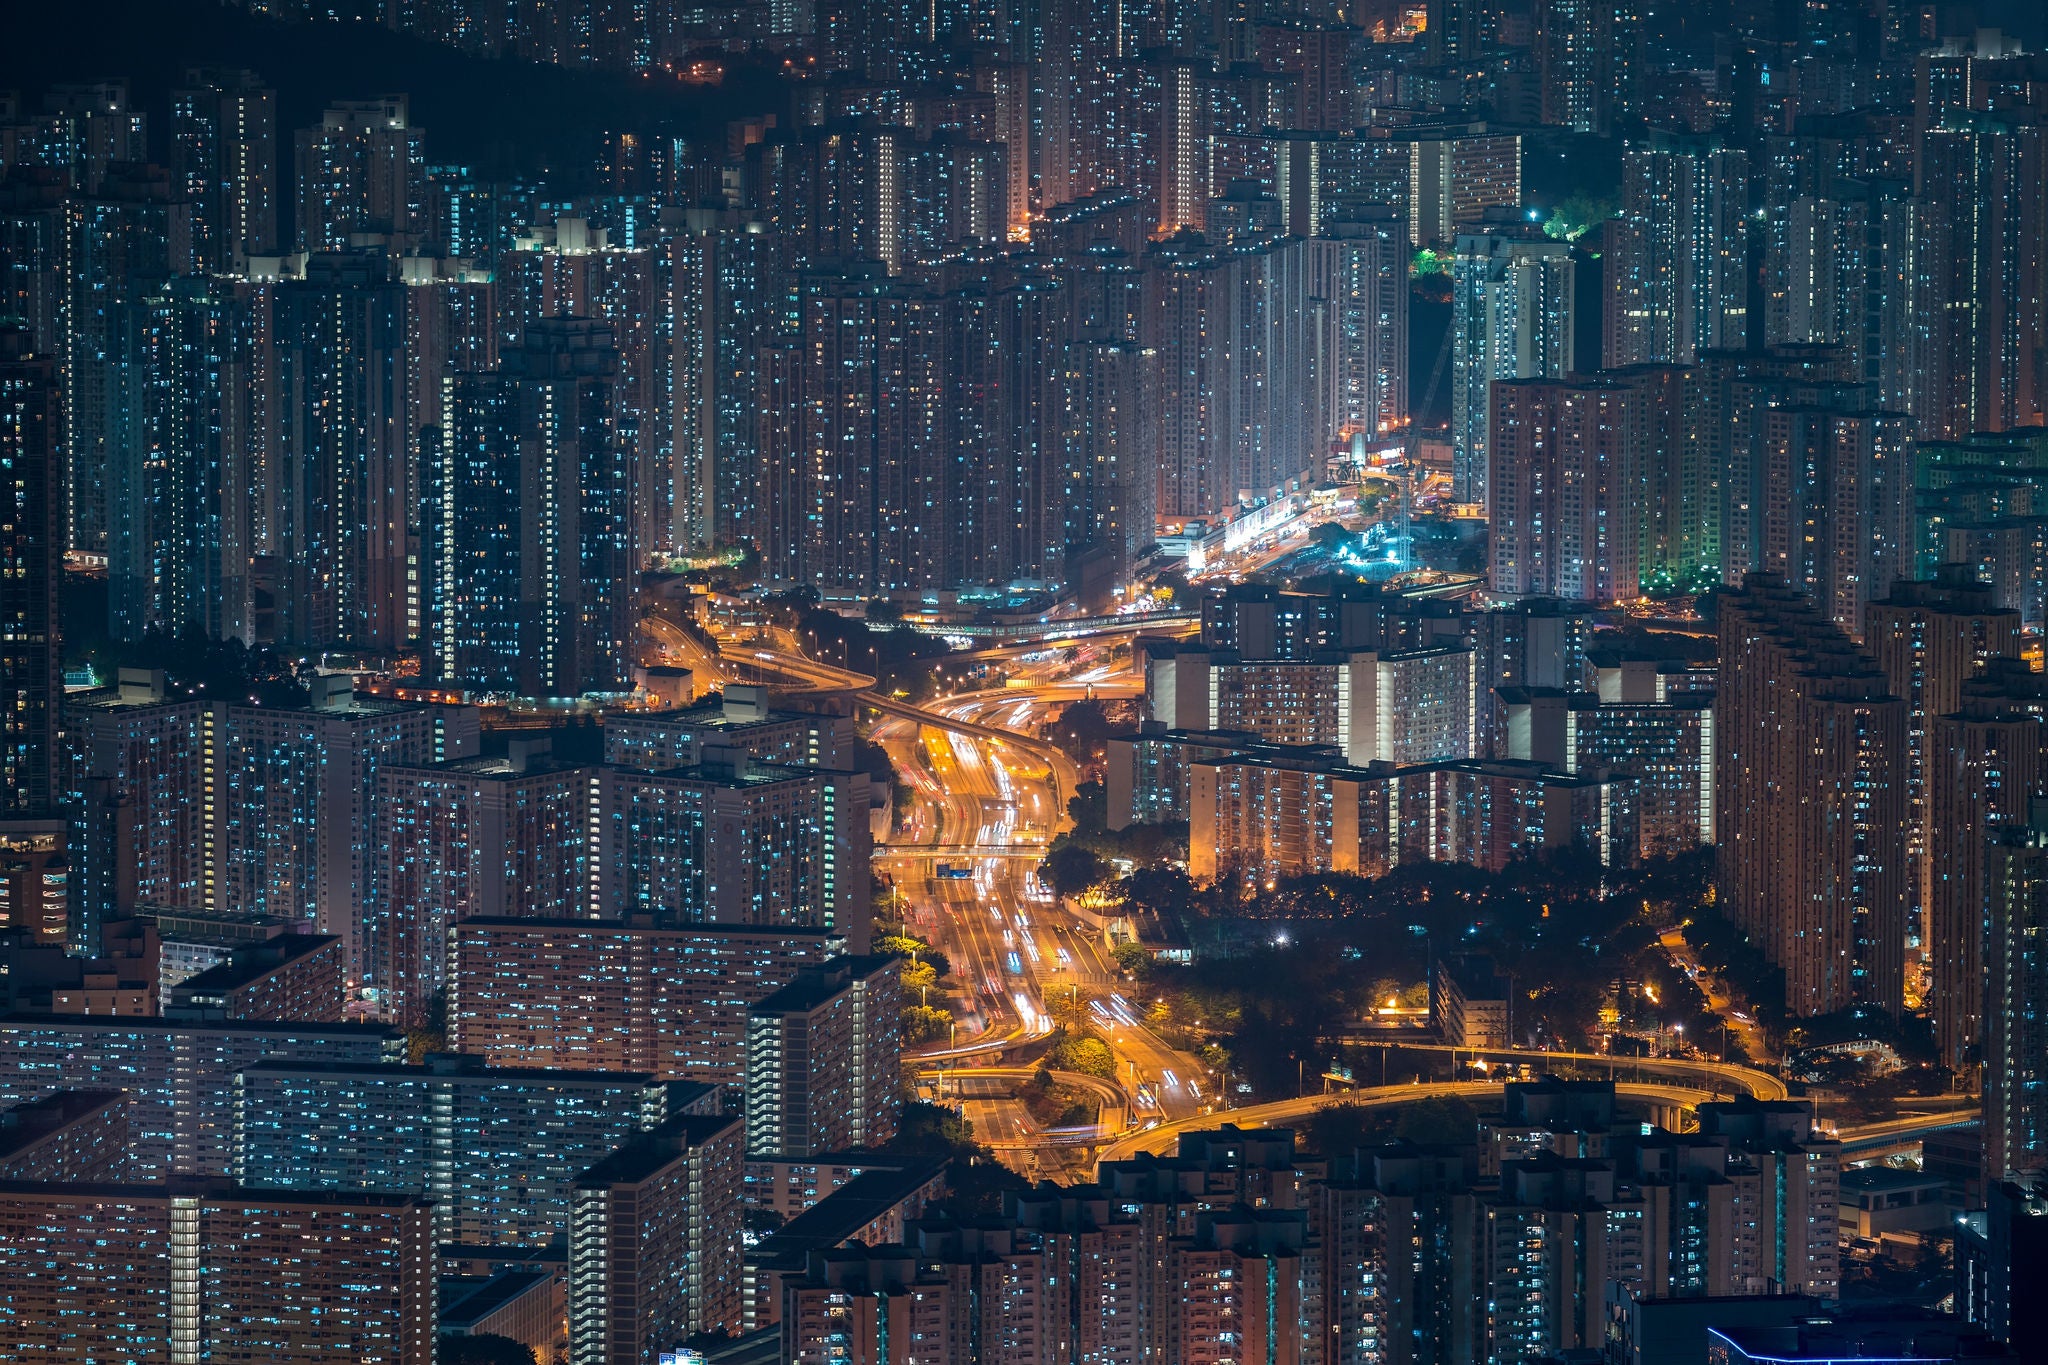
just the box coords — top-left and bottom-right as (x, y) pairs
(8, 0), (2048, 1359)
(0, 904), (900, 1362)
(0, 60), (1428, 646)
(1113, 582), (1714, 881)
(4, 13), (2043, 640)
(769, 1081), (1846, 1365)
(1113, 558), (2048, 1207)
(49, 670), (873, 1017)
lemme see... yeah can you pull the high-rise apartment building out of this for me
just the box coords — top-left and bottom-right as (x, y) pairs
(667, 210), (786, 551)
(1761, 177), (1920, 415)
(268, 252), (413, 647)
(1317, 210), (1410, 442)
(374, 746), (594, 1026)
(0, 172), (68, 354)
(1864, 567), (2021, 958)
(1394, 758), (1639, 875)
(168, 69), (277, 271)
(400, 252), (497, 498)
(293, 97), (427, 252)
(758, 262), (936, 592)
(424, 317), (639, 695)
(1059, 333), (1159, 590)
(163, 933), (346, 1023)
(0, 1014), (403, 1179)
(1687, 1098), (1843, 1300)
(1191, 579), (1468, 661)
(1488, 367), (1684, 603)
(210, 679), (478, 979)
(1267, 132), (1406, 239)
(0, 1181), (437, 1364)
(233, 1053), (668, 1248)
(1481, 1155), (1642, 1359)
(1985, 807), (2048, 1183)
(36, 81), (148, 193)
(751, 120), (917, 271)
(1655, 346), (1917, 636)
(1473, 599), (1600, 759)
(900, 132), (1011, 264)
(1184, 745), (1637, 886)
(603, 688), (855, 772)
(105, 277), (256, 643)
(1398, 123), (1524, 248)
(1145, 643), (1476, 767)
(1313, 1144), (1486, 1364)
(1716, 575), (1909, 1017)
(1252, 20), (1358, 133)
(1533, 0), (1642, 134)
(0, 328), (61, 819)
(448, 917), (840, 1087)
(937, 273), (1068, 592)
(757, 1097), (1836, 1365)
(1500, 688), (1717, 858)
(63, 163), (198, 553)
(569, 1112), (748, 1357)
(1450, 216), (1575, 508)
(1146, 232), (1321, 520)
(1723, 382), (1914, 637)
(1912, 111), (2048, 440)
(60, 672), (208, 954)
(495, 218), (667, 550)
(1924, 660), (2048, 1073)
(1605, 138), (1750, 367)
(777, 1230), (1054, 1365)
(62, 673), (475, 970)
(746, 955), (902, 1157)
(599, 746), (871, 945)
(0, 1090), (129, 1181)
(1908, 428), (2048, 626)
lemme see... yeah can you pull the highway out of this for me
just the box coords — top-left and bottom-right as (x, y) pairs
(1838, 1110), (1979, 1156)
(869, 672), (1208, 1122)
(1659, 924), (1770, 1063)
(643, 610), (1211, 1128)
(1096, 1081), (1504, 1168)
(634, 606), (1977, 1191)
(917, 1066), (1131, 1145)
(1347, 1040), (1789, 1102)
(1094, 1079), (1732, 1171)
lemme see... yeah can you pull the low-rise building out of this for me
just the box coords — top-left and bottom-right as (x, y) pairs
(1435, 955), (1512, 1047)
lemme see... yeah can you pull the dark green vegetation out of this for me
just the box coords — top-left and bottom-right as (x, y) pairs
(874, 932), (954, 1047)
(437, 1336), (537, 1365)
(1019, 1065), (1099, 1129)
(1115, 849), (1732, 1099)
(788, 604), (956, 699)
(75, 619), (309, 707)
(1037, 781), (1188, 894)
(887, 1101), (1029, 1219)
(1305, 1094), (1480, 1156)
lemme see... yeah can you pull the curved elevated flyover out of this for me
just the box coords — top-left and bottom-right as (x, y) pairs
(1365, 1041), (1787, 1102)
(1094, 1078), (1735, 1173)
